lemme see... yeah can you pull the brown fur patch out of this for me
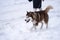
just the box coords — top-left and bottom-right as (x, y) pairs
(25, 5), (53, 29)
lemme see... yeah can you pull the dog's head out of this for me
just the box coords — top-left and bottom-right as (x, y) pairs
(25, 11), (33, 23)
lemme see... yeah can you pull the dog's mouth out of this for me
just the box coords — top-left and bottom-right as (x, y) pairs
(25, 19), (30, 23)
(25, 16), (30, 23)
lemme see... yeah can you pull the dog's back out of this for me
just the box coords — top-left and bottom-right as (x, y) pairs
(25, 5), (53, 29)
(34, 11), (48, 24)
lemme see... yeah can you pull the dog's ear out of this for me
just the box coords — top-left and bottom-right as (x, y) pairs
(27, 11), (28, 13)
(27, 11), (29, 14)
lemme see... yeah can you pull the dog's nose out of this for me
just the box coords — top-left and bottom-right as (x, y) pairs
(25, 19), (27, 23)
(25, 19), (26, 21)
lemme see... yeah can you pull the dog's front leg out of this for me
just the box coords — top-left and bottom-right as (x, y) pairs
(31, 20), (37, 30)
(31, 24), (36, 30)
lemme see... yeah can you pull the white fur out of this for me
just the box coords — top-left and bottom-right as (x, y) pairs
(33, 20), (37, 25)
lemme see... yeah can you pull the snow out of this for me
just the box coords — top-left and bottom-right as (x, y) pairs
(0, 0), (60, 40)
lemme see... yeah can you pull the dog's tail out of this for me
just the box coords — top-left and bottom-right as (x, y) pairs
(44, 5), (53, 13)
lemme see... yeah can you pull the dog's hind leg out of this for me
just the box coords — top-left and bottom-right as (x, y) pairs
(46, 23), (48, 29)
(40, 22), (43, 29)
(44, 20), (48, 29)
(44, 18), (48, 29)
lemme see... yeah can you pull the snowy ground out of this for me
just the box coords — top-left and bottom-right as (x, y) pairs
(0, 0), (60, 40)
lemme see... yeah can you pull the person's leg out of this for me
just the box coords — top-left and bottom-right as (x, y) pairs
(38, 1), (42, 11)
(39, 8), (42, 11)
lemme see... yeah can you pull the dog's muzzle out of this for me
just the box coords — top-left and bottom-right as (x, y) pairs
(25, 16), (30, 23)
(25, 19), (30, 23)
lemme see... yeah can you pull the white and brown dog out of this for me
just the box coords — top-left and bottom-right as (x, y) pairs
(25, 5), (53, 30)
